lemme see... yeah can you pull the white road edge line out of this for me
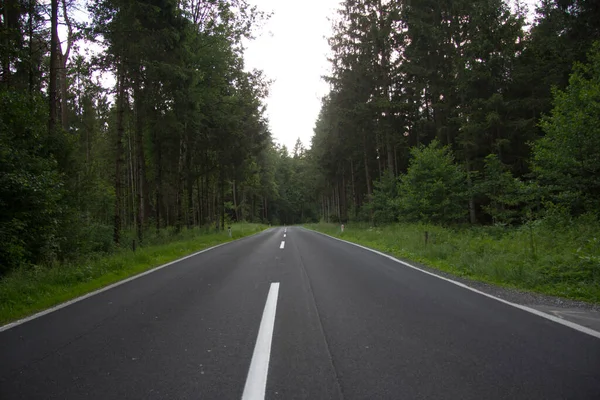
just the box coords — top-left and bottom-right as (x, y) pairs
(304, 228), (600, 340)
(280, 241), (285, 249)
(242, 282), (280, 400)
(0, 229), (272, 333)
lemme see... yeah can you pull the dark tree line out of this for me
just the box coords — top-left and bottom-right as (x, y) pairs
(308, 0), (600, 225)
(2, 0), (599, 275)
(0, 0), (297, 274)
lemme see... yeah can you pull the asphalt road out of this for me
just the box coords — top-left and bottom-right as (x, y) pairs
(1, 227), (599, 399)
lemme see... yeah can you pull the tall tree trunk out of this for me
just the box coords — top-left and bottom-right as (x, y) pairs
(204, 174), (209, 224)
(339, 173), (347, 222)
(263, 196), (268, 222)
(191, 181), (197, 226)
(196, 175), (202, 226)
(28, 0), (34, 94)
(376, 0), (394, 176)
(154, 128), (162, 233)
(330, 190), (334, 220)
(176, 136), (184, 232)
(376, 134), (383, 178)
(128, 128), (136, 229)
(350, 159), (357, 216)
(49, 0), (58, 132)
(186, 166), (193, 229)
(466, 161), (477, 224)
(1, 8), (9, 86)
(240, 188), (245, 222)
(326, 193), (330, 223)
(2, 0), (21, 87)
(386, 133), (394, 175)
(337, 187), (340, 219)
(166, 202), (170, 227)
(232, 179), (238, 222)
(58, 0), (73, 131)
(261, 196), (264, 221)
(335, 186), (340, 219)
(220, 168), (225, 230)
(133, 76), (147, 242)
(184, 125), (193, 228)
(114, 65), (126, 245)
(211, 181), (216, 224)
(363, 133), (372, 196)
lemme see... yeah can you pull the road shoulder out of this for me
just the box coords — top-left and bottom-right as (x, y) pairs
(303, 227), (600, 334)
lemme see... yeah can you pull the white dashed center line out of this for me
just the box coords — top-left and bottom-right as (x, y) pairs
(241, 282), (280, 400)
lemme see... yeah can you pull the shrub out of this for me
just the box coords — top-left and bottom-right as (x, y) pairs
(0, 91), (65, 272)
(533, 42), (600, 215)
(398, 140), (468, 224)
(365, 172), (400, 224)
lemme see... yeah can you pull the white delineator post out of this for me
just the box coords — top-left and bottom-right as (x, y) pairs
(341, 224), (344, 233)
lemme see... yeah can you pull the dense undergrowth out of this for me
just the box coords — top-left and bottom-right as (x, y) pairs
(0, 223), (267, 325)
(307, 216), (600, 303)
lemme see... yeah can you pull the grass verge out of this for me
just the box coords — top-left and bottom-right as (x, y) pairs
(0, 223), (267, 325)
(305, 219), (600, 303)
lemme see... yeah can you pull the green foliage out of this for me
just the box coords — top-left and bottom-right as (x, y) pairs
(267, 143), (320, 224)
(398, 140), (468, 224)
(0, 0), (276, 280)
(308, 0), (600, 233)
(366, 172), (399, 224)
(533, 43), (600, 215)
(478, 154), (530, 224)
(0, 91), (65, 271)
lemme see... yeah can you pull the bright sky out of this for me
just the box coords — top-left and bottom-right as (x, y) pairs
(243, 0), (341, 151)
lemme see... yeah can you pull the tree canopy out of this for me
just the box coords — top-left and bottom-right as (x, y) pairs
(306, 0), (600, 226)
(1, 0), (600, 275)
(0, 0), (292, 273)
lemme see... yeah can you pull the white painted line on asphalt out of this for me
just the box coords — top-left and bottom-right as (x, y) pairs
(280, 241), (285, 249)
(242, 282), (280, 400)
(305, 228), (600, 340)
(0, 229), (273, 333)
(284, 234), (286, 238)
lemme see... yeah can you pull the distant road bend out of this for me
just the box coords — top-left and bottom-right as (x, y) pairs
(1, 227), (599, 399)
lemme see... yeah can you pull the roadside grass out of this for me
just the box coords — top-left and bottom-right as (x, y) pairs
(305, 218), (600, 303)
(0, 223), (267, 325)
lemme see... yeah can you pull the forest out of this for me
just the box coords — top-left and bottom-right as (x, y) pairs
(1, 0), (600, 296)
(0, 0), (310, 277)
(308, 0), (600, 227)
